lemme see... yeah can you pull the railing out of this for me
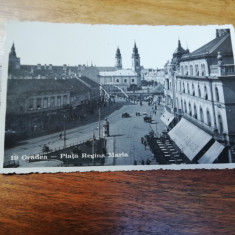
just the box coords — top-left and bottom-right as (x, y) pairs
(210, 64), (235, 76)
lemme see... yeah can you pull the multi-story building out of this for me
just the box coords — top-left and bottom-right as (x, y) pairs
(99, 43), (141, 91)
(161, 29), (235, 164)
(6, 44), (100, 141)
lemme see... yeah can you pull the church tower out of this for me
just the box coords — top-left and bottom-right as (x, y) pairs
(132, 42), (140, 74)
(9, 43), (21, 70)
(115, 47), (122, 70)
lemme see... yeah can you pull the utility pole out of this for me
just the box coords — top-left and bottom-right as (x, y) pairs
(64, 114), (66, 148)
(98, 108), (101, 139)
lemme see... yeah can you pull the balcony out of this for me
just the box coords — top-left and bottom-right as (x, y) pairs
(210, 64), (235, 76)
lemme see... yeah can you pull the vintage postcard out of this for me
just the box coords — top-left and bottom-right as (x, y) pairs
(0, 22), (235, 173)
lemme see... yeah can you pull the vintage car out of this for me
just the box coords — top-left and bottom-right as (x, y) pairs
(122, 112), (130, 118)
(143, 116), (152, 122)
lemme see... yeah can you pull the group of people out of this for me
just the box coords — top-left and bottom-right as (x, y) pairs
(141, 136), (148, 149)
(134, 159), (151, 165)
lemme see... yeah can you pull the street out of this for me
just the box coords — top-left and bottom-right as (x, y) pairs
(4, 98), (166, 167)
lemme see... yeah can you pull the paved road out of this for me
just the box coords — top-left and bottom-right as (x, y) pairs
(4, 99), (166, 167)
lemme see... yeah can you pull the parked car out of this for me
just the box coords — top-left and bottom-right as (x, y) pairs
(122, 112), (130, 118)
(143, 116), (152, 122)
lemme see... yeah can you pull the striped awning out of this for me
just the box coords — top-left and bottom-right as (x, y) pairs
(160, 110), (175, 126)
(198, 141), (225, 164)
(168, 118), (212, 161)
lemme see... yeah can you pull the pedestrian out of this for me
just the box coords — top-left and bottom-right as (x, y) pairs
(141, 137), (144, 144)
(146, 159), (151, 165)
(134, 160), (137, 165)
(59, 132), (63, 140)
(141, 160), (145, 165)
(144, 141), (147, 149)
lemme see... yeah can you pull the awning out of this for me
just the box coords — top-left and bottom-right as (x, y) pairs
(198, 141), (225, 164)
(168, 118), (212, 161)
(160, 110), (175, 126)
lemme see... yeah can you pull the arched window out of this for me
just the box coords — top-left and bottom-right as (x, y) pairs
(189, 102), (192, 116)
(185, 66), (188, 75)
(198, 84), (201, 97)
(207, 110), (211, 127)
(218, 114), (223, 134)
(204, 86), (208, 100)
(194, 104), (197, 119)
(215, 87), (219, 102)
(200, 107), (204, 122)
(190, 65), (193, 75)
(187, 83), (190, 94)
(184, 100), (187, 113)
(181, 66), (184, 75)
(192, 84), (195, 96)
(195, 65), (199, 75)
(166, 79), (169, 90)
(201, 64), (206, 76)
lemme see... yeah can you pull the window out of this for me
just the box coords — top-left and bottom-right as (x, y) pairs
(207, 110), (211, 127)
(187, 83), (190, 94)
(195, 65), (199, 75)
(181, 66), (184, 75)
(194, 104), (197, 119)
(43, 98), (48, 109)
(124, 79), (127, 83)
(192, 84), (195, 96)
(190, 65), (193, 75)
(166, 79), (169, 90)
(183, 83), (185, 93)
(201, 64), (206, 76)
(57, 96), (61, 107)
(215, 87), (220, 102)
(179, 81), (181, 92)
(218, 114), (223, 134)
(198, 84), (201, 97)
(132, 79), (135, 83)
(185, 66), (188, 75)
(189, 102), (192, 116)
(50, 97), (55, 107)
(28, 99), (34, 110)
(200, 107), (204, 122)
(184, 100), (187, 113)
(116, 79), (119, 83)
(63, 95), (67, 105)
(204, 86), (208, 100)
(36, 98), (41, 109)
(181, 99), (183, 110)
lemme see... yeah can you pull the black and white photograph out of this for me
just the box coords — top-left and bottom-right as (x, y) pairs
(1, 22), (235, 173)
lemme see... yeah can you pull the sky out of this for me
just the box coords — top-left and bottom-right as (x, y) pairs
(4, 22), (235, 69)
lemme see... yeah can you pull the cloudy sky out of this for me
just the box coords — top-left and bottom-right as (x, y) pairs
(4, 22), (234, 69)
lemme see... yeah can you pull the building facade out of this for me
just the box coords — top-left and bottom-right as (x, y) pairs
(162, 29), (235, 163)
(99, 43), (142, 91)
(6, 45), (100, 142)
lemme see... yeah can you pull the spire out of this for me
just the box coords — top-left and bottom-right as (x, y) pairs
(133, 41), (138, 55)
(116, 47), (121, 58)
(178, 39), (181, 49)
(10, 43), (16, 57)
(115, 47), (122, 69)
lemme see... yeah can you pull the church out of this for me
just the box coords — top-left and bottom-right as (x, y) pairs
(98, 43), (142, 91)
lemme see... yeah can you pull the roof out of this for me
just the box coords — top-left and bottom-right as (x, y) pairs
(99, 69), (138, 77)
(7, 78), (97, 97)
(181, 32), (232, 60)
